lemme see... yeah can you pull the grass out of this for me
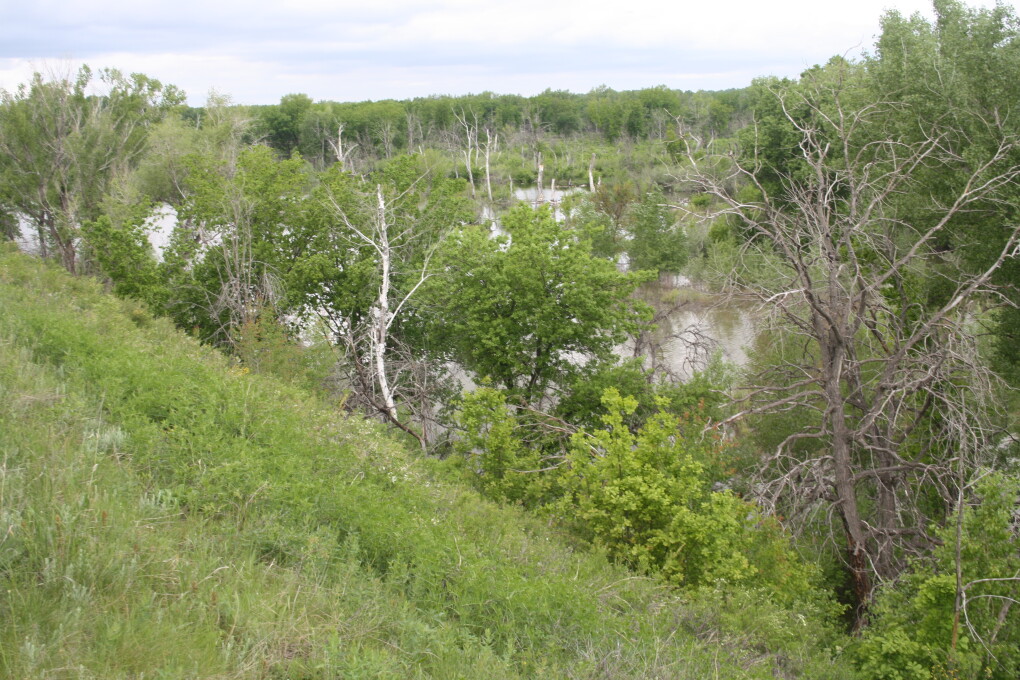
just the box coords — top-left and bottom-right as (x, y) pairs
(0, 244), (858, 678)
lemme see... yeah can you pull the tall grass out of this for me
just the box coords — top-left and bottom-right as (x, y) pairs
(0, 245), (857, 678)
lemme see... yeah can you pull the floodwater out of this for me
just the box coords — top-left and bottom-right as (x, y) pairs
(513, 186), (581, 221)
(14, 198), (756, 384)
(14, 204), (178, 262)
(626, 283), (757, 380)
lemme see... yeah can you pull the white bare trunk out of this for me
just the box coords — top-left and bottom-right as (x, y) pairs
(455, 109), (477, 199)
(536, 155), (544, 205)
(371, 184), (398, 422)
(463, 148), (475, 198)
(484, 128), (495, 203)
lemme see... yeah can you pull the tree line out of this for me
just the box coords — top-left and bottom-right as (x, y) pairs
(249, 85), (748, 168)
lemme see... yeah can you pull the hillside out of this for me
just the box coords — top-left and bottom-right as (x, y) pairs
(0, 244), (855, 678)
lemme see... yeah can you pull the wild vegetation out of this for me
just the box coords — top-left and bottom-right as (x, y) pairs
(2, 1), (1019, 677)
(0, 244), (850, 678)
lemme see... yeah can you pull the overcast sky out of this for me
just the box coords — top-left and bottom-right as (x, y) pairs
(1, 0), (1014, 106)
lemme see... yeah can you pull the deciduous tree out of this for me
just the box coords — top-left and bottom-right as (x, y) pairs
(0, 65), (183, 272)
(427, 204), (651, 404)
(679, 55), (1020, 626)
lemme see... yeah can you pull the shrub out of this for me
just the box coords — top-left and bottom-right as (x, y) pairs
(856, 473), (1020, 679)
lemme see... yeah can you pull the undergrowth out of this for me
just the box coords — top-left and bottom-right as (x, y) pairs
(0, 244), (857, 678)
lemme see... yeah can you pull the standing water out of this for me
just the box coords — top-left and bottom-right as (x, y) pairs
(626, 282), (756, 381)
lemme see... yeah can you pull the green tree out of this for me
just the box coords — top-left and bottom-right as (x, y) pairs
(531, 89), (584, 135)
(627, 189), (688, 275)
(258, 93), (313, 157)
(161, 145), (313, 344)
(573, 181), (636, 259)
(426, 205), (651, 402)
(0, 65), (183, 272)
(866, 0), (1020, 379)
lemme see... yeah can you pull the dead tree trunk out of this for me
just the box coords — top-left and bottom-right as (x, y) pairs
(327, 182), (447, 451)
(536, 154), (544, 205)
(454, 109), (478, 199)
(329, 124), (358, 171)
(677, 70), (1020, 626)
(484, 128), (496, 204)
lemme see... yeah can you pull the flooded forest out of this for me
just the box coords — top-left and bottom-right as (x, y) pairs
(3, 3), (1020, 677)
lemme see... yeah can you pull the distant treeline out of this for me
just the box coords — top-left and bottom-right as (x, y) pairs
(211, 86), (750, 168)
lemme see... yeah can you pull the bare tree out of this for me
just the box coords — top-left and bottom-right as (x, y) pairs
(677, 70), (1020, 626)
(483, 127), (498, 204)
(328, 124), (358, 172)
(326, 182), (447, 450)
(377, 119), (397, 159)
(629, 290), (717, 382)
(405, 110), (422, 151)
(536, 154), (544, 205)
(453, 108), (478, 199)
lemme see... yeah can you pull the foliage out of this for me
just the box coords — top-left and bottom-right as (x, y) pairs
(0, 65), (183, 272)
(559, 389), (814, 597)
(866, 0), (1020, 379)
(80, 203), (162, 303)
(0, 246), (857, 678)
(453, 385), (547, 505)
(454, 377), (821, 610)
(553, 358), (723, 435)
(855, 473), (1020, 680)
(159, 145), (314, 343)
(627, 188), (689, 275)
(426, 204), (651, 401)
(569, 192), (623, 260)
(257, 92), (313, 157)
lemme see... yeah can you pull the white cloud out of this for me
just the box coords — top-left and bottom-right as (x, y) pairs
(1, 0), (1014, 104)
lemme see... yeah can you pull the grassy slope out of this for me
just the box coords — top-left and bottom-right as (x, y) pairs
(0, 245), (855, 679)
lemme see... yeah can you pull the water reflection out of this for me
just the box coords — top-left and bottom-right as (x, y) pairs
(513, 186), (581, 221)
(627, 284), (756, 380)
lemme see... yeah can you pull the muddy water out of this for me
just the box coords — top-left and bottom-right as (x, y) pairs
(626, 284), (757, 380)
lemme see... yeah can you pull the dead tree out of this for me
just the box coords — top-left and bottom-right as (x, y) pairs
(326, 182), (445, 450)
(483, 127), (497, 204)
(536, 155), (544, 205)
(453, 108), (478, 199)
(328, 124), (358, 172)
(677, 72), (1020, 627)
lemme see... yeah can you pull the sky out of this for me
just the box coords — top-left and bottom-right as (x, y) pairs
(0, 0), (1014, 106)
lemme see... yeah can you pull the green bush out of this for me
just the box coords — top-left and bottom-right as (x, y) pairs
(0, 248), (858, 678)
(855, 473), (1020, 680)
(453, 385), (547, 505)
(560, 389), (814, 594)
